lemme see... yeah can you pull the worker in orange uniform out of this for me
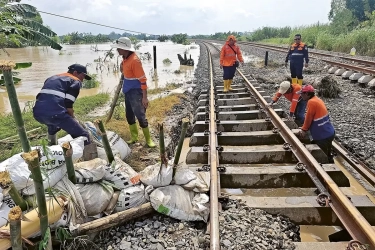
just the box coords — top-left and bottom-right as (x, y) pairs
(285, 34), (309, 86)
(297, 85), (335, 163)
(111, 37), (155, 148)
(219, 35), (244, 92)
(268, 81), (307, 126)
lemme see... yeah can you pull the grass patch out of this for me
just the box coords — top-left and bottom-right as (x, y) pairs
(74, 93), (110, 118)
(106, 94), (183, 143)
(0, 93), (110, 162)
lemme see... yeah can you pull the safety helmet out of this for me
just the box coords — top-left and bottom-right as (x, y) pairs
(278, 81), (291, 94)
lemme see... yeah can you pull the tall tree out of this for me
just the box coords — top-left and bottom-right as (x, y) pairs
(328, 0), (346, 20)
(0, 0), (62, 50)
(345, 0), (366, 21)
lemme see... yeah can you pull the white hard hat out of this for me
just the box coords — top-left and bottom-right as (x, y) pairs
(111, 37), (135, 52)
(278, 81), (291, 94)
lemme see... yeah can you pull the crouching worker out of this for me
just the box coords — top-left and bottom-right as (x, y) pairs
(269, 81), (307, 126)
(111, 37), (155, 148)
(33, 64), (95, 156)
(297, 85), (335, 163)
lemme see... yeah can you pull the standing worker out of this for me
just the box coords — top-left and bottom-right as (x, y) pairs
(285, 34), (309, 86)
(33, 64), (93, 149)
(220, 35), (244, 92)
(297, 85), (335, 163)
(111, 37), (155, 148)
(269, 81), (307, 126)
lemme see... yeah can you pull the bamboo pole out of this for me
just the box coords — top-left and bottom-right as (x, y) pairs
(8, 206), (22, 250)
(159, 123), (167, 165)
(61, 142), (76, 184)
(173, 118), (189, 177)
(0, 171), (28, 211)
(105, 75), (123, 123)
(0, 198), (63, 250)
(74, 203), (153, 236)
(20, 150), (49, 241)
(94, 120), (114, 163)
(0, 61), (31, 152)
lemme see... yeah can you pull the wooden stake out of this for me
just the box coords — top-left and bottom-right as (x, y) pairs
(74, 203), (153, 236)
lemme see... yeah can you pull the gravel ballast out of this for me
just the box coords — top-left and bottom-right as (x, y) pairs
(95, 199), (299, 250)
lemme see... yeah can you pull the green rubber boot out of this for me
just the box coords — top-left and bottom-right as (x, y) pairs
(142, 127), (156, 148)
(126, 124), (138, 144)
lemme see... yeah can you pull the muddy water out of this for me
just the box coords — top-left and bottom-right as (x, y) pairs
(0, 41), (200, 114)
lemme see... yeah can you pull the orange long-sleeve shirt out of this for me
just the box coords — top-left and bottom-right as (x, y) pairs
(272, 84), (302, 115)
(220, 43), (244, 67)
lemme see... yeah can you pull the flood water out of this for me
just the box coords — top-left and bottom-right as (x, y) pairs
(0, 41), (200, 114)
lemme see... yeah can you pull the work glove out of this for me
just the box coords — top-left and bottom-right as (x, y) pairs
(267, 101), (274, 107)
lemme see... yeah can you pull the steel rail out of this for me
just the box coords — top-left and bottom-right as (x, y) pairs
(333, 141), (375, 186)
(236, 69), (375, 249)
(203, 43), (221, 250)
(243, 42), (375, 67)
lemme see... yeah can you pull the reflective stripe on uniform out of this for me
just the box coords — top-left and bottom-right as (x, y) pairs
(39, 89), (76, 102)
(291, 53), (304, 56)
(124, 75), (146, 81)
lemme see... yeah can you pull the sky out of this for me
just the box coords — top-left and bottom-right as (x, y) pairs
(25, 0), (332, 36)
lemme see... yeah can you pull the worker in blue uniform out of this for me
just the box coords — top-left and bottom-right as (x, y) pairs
(285, 34), (309, 86)
(33, 64), (91, 146)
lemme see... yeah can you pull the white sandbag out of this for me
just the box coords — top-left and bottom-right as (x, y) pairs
(103, 157), (141, 189)
(0, 197), (16, 227)
(22, 165), (67, 195)
(140, 162), (172, 188)
(84, 121), (131, 160)
(182, 172), (210, 193)
(115, 184), (147, 212)
(97, 147), (121, 162)
(149, 185), (209, 222)
(74, 159), (108, 184)
(174, 168), (197, 185)
(77, 181), (114, 216)
(0, 137), (85, 191)
(53, 176), (87, 230)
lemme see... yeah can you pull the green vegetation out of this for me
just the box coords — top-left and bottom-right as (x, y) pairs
(171, 33), (190, 45)
(0, 0), (61, 50)
(0, 93), (110, 162)
(82, 74), (100, 89)
(158, 35), (169, 42)
(191, 0), (375, 56)
(162, 58), (172, 64)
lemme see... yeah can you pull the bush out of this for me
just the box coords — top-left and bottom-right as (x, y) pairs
(163, 58), (172, 64)
(82, 74), (100, 89)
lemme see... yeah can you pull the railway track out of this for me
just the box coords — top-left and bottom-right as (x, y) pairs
(186, 41), (375, 249)
(200, 39), (375, 85)
(239, 42), (375, 84)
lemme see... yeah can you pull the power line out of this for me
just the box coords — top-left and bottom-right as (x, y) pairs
(38, 10), (157, 36)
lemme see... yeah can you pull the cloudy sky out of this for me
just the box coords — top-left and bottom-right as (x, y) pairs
(25, 0), (331, 36)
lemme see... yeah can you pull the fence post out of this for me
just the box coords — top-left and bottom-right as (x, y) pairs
(153, 45), (157, 70)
